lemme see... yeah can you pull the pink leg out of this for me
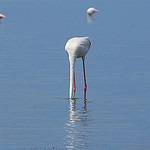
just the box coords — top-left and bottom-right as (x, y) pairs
(73, 72), (76, 98)
(83, 59), (87, 99)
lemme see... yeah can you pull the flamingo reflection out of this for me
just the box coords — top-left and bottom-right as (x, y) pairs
(64, 99), (91, 149)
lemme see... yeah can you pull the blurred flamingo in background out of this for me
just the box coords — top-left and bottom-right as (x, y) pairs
(87, 7), (99, 21)
(65, 37), (91, 99)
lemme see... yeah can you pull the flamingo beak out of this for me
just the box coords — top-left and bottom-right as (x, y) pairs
(94, 9), (99, 13)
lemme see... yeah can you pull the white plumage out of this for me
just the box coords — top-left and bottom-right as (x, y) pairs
(65, 37), (91, 99)
(65, 37), (91, 59)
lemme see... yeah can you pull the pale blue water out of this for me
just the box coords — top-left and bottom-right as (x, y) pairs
(0, 0), (150, 150)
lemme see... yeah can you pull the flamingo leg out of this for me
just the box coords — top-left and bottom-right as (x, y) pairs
(73, 72), (76, 98)
(82, 59), (87, 99)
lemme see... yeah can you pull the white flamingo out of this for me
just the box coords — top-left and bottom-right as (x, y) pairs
(87, 7), (99, 20)
(0, 14), (5, 19)
(65, 37), (91, 99)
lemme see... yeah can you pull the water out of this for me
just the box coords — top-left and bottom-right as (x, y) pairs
(0, 0), (150, 149)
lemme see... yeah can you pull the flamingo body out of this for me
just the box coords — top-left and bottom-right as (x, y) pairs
(65, 37), (91, 59)
(65, 37), (91, 99)
(0, 14), (5, 19)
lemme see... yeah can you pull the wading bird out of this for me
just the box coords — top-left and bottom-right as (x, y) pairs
(87, 7), (99, 20)
(65, 37), (91, 99)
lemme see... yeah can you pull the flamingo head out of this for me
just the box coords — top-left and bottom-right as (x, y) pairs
(0, 14), (6, 19)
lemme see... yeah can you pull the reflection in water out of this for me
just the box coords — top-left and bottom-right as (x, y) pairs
(0, 21), (3, 26)
(64, 99), (91, 149)
(87, 15), (94, 23)
(87, 15), (97, 23)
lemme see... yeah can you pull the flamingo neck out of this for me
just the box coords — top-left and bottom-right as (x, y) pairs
(69, 57), (76, 99)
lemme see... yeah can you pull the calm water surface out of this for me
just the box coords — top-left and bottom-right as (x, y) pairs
(0, 0), (150, 149)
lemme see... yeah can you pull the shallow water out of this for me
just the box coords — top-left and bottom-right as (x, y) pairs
(0, 0), (150, 149)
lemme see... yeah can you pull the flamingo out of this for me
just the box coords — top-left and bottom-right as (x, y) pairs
(87, 7), (99, 19)
(0, 14), (5, 19)
(65, 37), (91, 99)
